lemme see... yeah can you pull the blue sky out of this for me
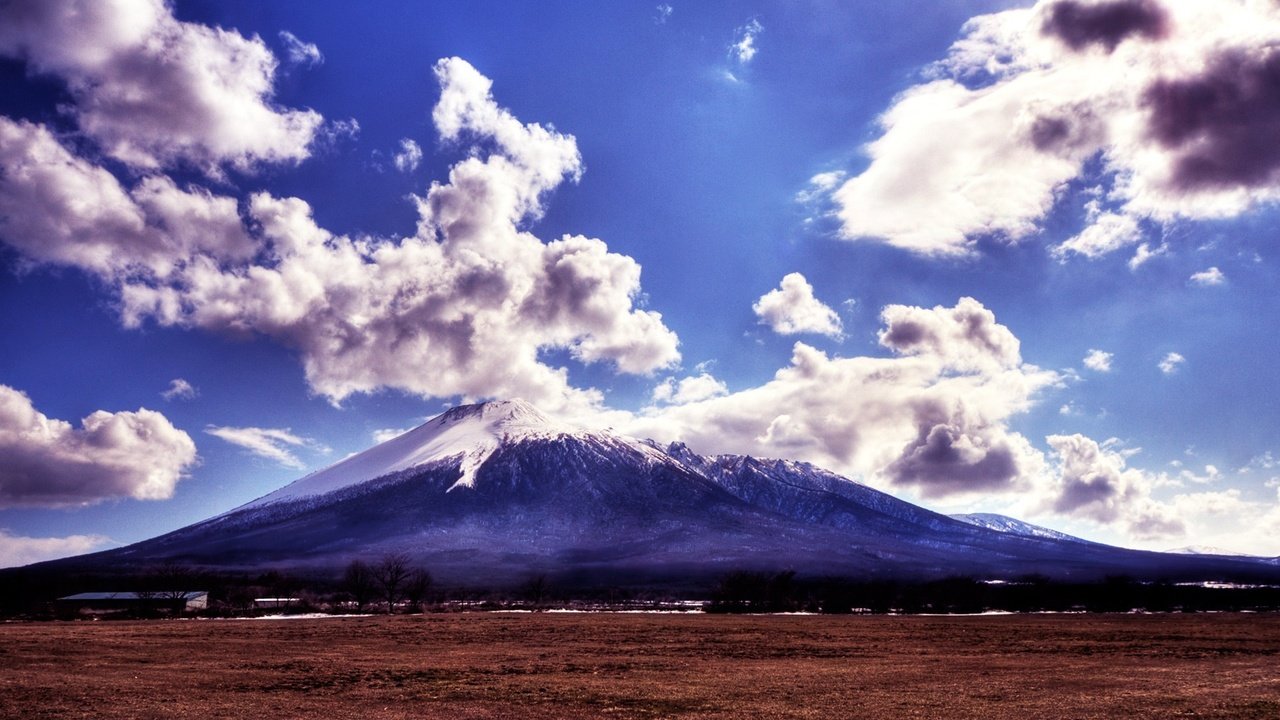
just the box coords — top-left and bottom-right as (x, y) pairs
(3, 0), (1280, 566)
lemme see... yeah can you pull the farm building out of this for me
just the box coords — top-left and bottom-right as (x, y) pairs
(57, 591), (209, 615)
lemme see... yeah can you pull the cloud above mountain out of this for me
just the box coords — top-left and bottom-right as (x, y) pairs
(628, 298), (1056, 500)
(824, 0), (1280, 262)
(753, 272), (843, 338)
(0, 50), (679, 413)
(0, 0), (325, 174)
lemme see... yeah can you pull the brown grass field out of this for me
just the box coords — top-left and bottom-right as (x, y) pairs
(1, 612), (1278, 719)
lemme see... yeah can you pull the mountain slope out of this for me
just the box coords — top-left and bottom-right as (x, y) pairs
(950, 513), (1096, 544)
(39, 400), (1280, 586)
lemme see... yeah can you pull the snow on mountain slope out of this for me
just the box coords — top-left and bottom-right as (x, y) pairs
(1166, 545), (1260, 558)
(949, 513), (1093, 544)
(238, 399), (582, 509)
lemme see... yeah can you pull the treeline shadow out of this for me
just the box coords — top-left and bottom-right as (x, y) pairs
(706, 571), (1280, 613)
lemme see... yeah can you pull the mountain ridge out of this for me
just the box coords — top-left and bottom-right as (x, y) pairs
(32, 400), (1280, 586)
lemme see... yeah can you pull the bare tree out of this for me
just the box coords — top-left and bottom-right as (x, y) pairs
(374, 553), (412, 613)
(154, 561), (195, 604)
(343, 560), (376, 612)
(521, 574), (550, 607)
(403, 569), (433, 613)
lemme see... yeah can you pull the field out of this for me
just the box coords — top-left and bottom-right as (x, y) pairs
(1, 613), (1278, 719)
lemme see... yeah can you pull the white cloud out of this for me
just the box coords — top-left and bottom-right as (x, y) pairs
(877, 297), (1021, 372)
(206, 426), (322, 470)
(1127, 241), (1167, 270)
(651, 373), (729, 405)
(655, 4), (673, 25)
(1054, 212), (1142, 260)
(0, 59), (679, 416)
(278, 30), (322, 67)
(1190, 266), (1226, 286)
(0, 384), (197, 507)
(1045, 433), (1184, 539)
(626, 298), (1058, 500)
(730, 19), (763, 64)
(753, 273), (843, 338)
(1082, 349), (1113, 372)
(795, 171), (847, 205)
(1159, 351), (1185, 375)
(0, 118), (255, 278)
(0, 529), (112, 568)
(161, 378), (198, 401)
(828, 0), (1280, 258)
(0, 0), (324, 174)
(371, 426), (414, 445)
(392, 138), (423, 173)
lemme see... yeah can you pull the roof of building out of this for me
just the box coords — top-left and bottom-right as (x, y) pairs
(59, 591), (208, 601)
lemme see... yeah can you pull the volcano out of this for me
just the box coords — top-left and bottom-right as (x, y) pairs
(38, 400), (1280, 586)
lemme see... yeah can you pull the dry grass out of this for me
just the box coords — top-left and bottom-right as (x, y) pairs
(1, 613), (1278, 719)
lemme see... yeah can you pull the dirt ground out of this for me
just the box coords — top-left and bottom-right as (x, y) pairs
(1, 612), (1277, 719)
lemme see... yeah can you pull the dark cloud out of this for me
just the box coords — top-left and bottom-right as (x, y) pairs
(1052, 470), (1121, 515)
(1028, 107), (1105, 155)
(879, 320), (925, 349)
(1041, 0), (1169, 52)
(1030, 116), (1072, 151)
(1144, 47), (1280, 190)
(887, 422), (1021, 497)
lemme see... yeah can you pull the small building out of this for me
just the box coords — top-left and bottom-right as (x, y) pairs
(57, 591), (209, 615)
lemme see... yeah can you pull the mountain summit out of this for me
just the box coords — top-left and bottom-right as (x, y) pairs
(50, 400), (1280, 586)
(240, 399), (580, 507)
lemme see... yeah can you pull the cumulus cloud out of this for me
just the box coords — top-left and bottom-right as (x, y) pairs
(1053, 211), (1143, 260)
(1039, 0), (1169, 52)
(0, 0), (324, 174)
(828, 0), (1280, 259)
(627, 298), (1058, 500)
(161, 378), (198, 401)
(730, 19), (763, 64)
(0, 529), (112, 568)
(206, 426), (321, 470)
(753, 273), (843, 338)
(0, 385), (197, 507)
(877, 297), (1021, 372)
(0, 58), (678, 415)
(1159, 351), (1185, 374)
(1189, 266), (1225, 286)
(1046, 433), (1184, 538)
(0, 118), (258, 278)
(278, 30), (322, 67)
(1083, 349), (1113, 372)
(651, 373), (729, 405)
(393, 138), (422, 173)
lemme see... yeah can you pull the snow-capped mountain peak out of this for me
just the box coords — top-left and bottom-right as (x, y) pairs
(238, 399), (579, 509)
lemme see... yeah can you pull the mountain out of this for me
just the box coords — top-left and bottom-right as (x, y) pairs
(34, 400), (1280, 586)
(1167, 545), (1262, 558)
(949, 513), (1096, 544)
